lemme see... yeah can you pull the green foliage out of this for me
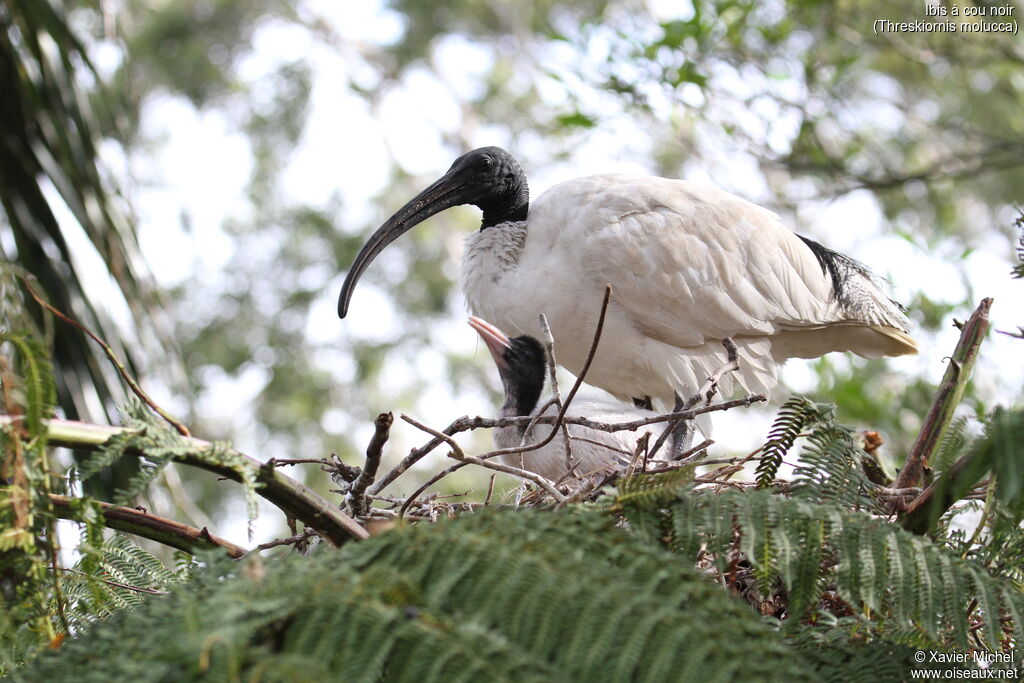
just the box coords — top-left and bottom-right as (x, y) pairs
(0, 329), (64, 667)
(756, 395), (825, 487)
(56, 534), (188, 629)
(72, 400), (259, 524)
(620, 488), (1023, 648)
(0, 333), (56, 436)
(790, 420), (877, 512)
(19, 508), (815, 682)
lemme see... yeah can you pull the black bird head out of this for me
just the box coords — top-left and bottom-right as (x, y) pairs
(338, 147), (529, 318)
(467, 316), (545, 418)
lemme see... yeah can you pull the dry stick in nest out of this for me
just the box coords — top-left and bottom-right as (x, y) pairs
(369, 393), (765, 496)
(895, 298), (993, 528)
(538, 313), (578, 477)
(48, 494), (246, 558)
(346, 412), (393, 517)
(402, 414), (568, 504)
(396, 285), (615, 515)
(22, 275), (190, 437)
(649, 337), (739, 460)
(247, 529), (318, 556)
(455, 395), (766, 434)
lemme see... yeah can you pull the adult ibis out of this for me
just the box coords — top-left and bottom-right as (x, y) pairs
(469, 316), (672, 481)
(338, 147), (916, 415)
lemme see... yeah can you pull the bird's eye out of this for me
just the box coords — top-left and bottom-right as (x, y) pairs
(481, 157), (493, 168)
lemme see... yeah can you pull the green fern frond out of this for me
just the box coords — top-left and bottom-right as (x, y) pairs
(614, 466), (695, 509)
(628, 489), (1024, 645)
(931, 415), (973, 475)
(72, 400), (259, 524)
(57, 534), (183, 630)
(21, 508), (817, 682)
(791, 423), (877, 511)
(756, 395), (826, 488)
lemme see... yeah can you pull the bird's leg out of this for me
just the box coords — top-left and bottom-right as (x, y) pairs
(668, 392), (695, 460)
(633, 396), (653, 410)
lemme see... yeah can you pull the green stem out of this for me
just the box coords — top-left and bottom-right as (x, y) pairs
(894, 298), (992, 492)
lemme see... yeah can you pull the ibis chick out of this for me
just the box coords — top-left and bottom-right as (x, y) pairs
(469, 316), (671, 481)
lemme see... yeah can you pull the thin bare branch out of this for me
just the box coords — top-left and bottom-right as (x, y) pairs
(401, 414), (567, 504)
(57, 567), (170, 595)
(247, 529), (318, 555)
(22, 276), (190, 437)
(368, 417), (470, 495)
(538, 313), (576, 475)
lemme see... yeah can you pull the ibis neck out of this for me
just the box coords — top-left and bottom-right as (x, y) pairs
(480, 186), (529, 229)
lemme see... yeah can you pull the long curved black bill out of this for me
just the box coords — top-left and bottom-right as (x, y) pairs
(337, 171), (467, 318)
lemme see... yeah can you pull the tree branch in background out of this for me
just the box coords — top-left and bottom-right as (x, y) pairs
(48, 494), (245, 558)
(22, 276), (190, 437)
(2, 416), (369, 544)
(346, 412), (392, 517)
(893, 298), (993, 495)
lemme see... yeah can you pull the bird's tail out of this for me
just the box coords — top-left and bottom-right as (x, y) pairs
(870, 325), (919, 356)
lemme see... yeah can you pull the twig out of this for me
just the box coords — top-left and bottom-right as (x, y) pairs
(398, 462), (467, 518)
(22, 276), (190, 437)
(56, 567), (170, 595)
(466, 285), (612, 464)
(461, 394), (767, 434)
(893, 298), (992, 494)
(368, 417), (470, 495)
(247, 529), (318, 555)
(6, 416), (369, 544)
(521, 397), (558, 444)
(48, 494), (246, 558)
(347, 412), (393, 516)
(484, 474), (497, 506)
(384, 394), (761, 507)
(401, 414), (567, 504)
(676, 438), (715, 464)
(650, 338), (738, 459)
(538, 313), (576, 476)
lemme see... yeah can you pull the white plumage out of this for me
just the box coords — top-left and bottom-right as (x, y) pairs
(468, 316), (671, 481)
(461, 172), (915, 411)
(339, 147), (917, 423)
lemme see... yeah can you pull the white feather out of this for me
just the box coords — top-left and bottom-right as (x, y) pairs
(462, 174), (916, 419)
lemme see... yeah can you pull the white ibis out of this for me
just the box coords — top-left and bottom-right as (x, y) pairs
(339, 147), (916, 417)
(468, 316), (671, 480)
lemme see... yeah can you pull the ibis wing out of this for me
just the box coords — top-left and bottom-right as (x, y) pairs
(547, 175), (837, 347)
